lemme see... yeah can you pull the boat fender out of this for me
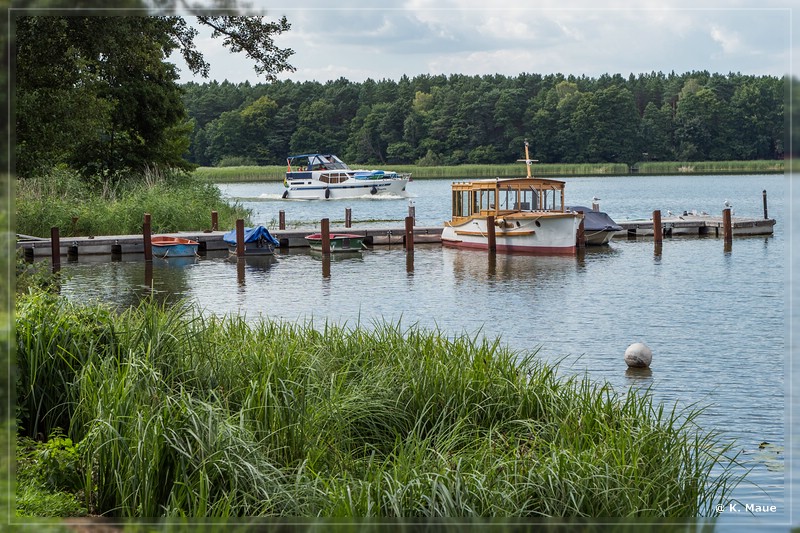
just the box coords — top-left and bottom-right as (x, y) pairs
(370, 185), (378, 195)
(282, 190), (288, 199)
(325, 188), (331, 199)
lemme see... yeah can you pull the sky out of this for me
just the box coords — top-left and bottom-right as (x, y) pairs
(173, 1), (797, 85)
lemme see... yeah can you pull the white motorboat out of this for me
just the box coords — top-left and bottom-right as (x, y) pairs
(282, 153), (410, 200)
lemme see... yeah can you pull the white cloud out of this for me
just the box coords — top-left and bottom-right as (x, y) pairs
(175, 4), (795, 84)
(710, 25), (742, 55)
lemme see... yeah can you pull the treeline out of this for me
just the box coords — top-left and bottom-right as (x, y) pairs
(183, 71), (786, 168)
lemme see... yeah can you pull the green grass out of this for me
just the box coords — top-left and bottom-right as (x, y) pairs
(15, 166), (252, 238)
(634, 160), (784, 174)
(15, 290), (744, 519)
(193, 163), (630, 183)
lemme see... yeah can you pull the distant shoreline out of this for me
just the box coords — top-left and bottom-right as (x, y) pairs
(194, 160), (786, 183)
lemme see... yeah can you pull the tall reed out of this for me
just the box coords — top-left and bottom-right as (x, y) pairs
(15, 292), (744, 518)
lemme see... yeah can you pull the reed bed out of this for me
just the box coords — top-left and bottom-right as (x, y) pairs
(16, 167), (252, 238)
(635, 160), (784, 175)
(15, 291), (742, 518)
(193, 163), (630, 183)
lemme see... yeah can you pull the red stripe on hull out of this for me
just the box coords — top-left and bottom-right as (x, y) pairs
(442, 240), (576, 255)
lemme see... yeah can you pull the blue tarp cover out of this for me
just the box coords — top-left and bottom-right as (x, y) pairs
(223, 225), (280, 246)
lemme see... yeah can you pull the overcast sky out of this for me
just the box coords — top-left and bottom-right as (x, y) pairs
(173, 1), (796, 85)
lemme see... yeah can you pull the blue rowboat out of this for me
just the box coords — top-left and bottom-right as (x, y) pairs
(151, 236), (199, 258)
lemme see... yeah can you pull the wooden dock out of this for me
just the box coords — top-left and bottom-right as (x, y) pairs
(615, 214), (776, 238)
(16, 226), (444, 258)
(16, 213), (776, 259)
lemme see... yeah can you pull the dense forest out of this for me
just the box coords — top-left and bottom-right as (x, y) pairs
(182, 71), (786, 168)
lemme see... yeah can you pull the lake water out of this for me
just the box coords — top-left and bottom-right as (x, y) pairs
(55, 174), (792, 528)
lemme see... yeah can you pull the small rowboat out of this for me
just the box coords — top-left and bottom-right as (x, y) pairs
(304, 233), (367, 252)
(151, 236), (199, 258)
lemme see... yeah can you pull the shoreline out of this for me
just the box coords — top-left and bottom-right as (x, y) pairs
(195, 160), (787, 183)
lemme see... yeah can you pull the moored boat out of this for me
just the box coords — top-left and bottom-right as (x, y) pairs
(304, 232), (367, 252)
(441, 142), (582, 254)
(222, 225), (280, 255)
(566, 205), (623, 245)
(151, 236), (199, 258)
(283, 153), (410, 200)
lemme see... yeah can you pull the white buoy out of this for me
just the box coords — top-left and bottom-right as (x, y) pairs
(624, 342), (652, 368)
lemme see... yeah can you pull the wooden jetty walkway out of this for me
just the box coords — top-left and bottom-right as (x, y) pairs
(17, 225), (444, 259)
(17, 214), (776, 260)
(615, 213), (776, 238)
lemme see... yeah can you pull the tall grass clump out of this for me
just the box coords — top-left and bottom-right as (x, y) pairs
(16, 166), (252, 238)
(15, 292), (744, 518)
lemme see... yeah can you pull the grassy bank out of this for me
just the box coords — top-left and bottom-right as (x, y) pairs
(194, 159), (783, 183)
(16, 167), (252, 238)
(15, 290), (742, 518)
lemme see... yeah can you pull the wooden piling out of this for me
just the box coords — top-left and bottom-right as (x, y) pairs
(211, 210), (218, 231)
(763, 190), (768, 220)
(235, 218), (245, 257)
(723, 208), (732, 243)
(237, 257), (245, 285)
(144, 260), (153, 289)
(345, 208), (352, 228)
(576, 211), (586, 248)
(143, 213), (152, 261)
(279, 210), (286, 230)
(405, 216), (415, 252)
(321, 218), (331, 255)
(652, 210), (662, 244)
(408, 202), (416, 225)
(486, 215), (496, 253)
(50, 226), (61, 272)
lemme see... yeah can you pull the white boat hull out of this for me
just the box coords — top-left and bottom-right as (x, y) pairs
(283, 176), (409, 200)
(442, 215), (581, 254)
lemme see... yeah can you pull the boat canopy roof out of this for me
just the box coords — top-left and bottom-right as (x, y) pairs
(287, 153), (349, 169)
(451, 177), (565, 191)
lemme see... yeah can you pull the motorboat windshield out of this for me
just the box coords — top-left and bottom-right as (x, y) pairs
(288, 153), (350, 171)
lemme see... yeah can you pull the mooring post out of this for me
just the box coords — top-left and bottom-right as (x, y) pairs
(652, 210), (662, 244)
(211, 210), (218, 231)
(236, 218), (245, 257)
(279, 210), (286, 230)
(723, 207), (732, 244)
(345, 208), (352, 228)
(321, 218), (331, 255)
(486, 215), (496, 253)
(763, 190), (768, 220)
(405, 216), (415, 252)
(143, 213), (152, 261)
(50, 226), (61, 272)
(577, 211), (586, 248)
(408, 201), (416, 226)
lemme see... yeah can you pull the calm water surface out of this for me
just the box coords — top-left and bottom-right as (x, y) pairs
(58, 174), (791, 527)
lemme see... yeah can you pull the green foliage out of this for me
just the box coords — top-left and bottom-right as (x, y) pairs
(182, 71), (787, 168)
(16, 434), (86, 517)
(15, 167), (251, 237)
(15, 292), (744, 518)
(15, 14), (295, 181)
(15, 248), (60, 296)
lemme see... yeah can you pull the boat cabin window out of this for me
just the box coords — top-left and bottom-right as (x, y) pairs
(453, 190), (471, 217)
(502, 186), (538, 212)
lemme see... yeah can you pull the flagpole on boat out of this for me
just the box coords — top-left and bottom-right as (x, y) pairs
(517, 139), (538, 178)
